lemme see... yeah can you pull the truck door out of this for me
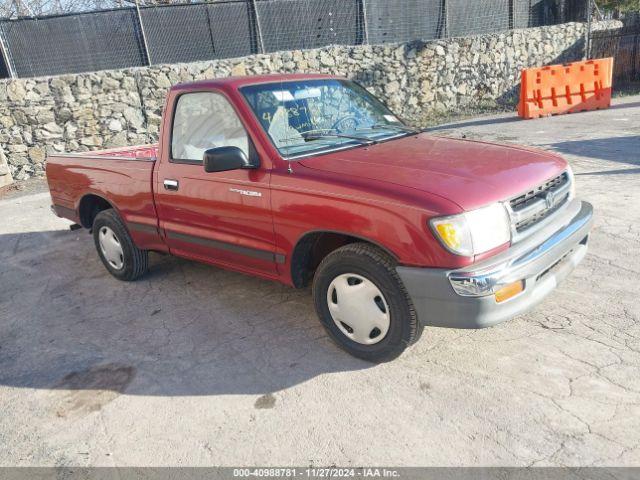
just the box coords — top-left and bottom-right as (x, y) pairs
(154, 90), (279, 278)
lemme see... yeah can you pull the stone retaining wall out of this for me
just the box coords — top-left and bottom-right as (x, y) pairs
(0, 148), (11, 187)
(0, 22), (594, 180)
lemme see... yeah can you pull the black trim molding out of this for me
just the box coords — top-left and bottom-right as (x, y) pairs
(166, 231), (285, 264)
(53, 204), (76, 219)
(127, 222), (160, 235)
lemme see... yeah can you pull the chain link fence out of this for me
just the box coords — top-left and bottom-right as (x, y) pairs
(591, 12), (640, 86)
(0, 0), (590, 79)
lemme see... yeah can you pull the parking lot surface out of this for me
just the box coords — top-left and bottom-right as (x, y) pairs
(1, 96), (639, 467)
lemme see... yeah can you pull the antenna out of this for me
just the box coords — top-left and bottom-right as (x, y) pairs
(279, 61), (291, 174)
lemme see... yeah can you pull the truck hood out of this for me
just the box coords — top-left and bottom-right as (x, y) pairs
(299, 134), (567, 211)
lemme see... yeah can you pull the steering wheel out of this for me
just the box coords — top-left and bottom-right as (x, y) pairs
(331, 116), (360, 133)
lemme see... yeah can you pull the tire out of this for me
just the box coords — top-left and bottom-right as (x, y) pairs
(312, 242), (422, 362)
(92, 209), (148, 281)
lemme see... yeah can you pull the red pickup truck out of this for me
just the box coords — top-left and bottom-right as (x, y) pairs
(47, 74), (593, 362)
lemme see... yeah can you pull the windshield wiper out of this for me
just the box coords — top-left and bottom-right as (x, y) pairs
(301, 130), (378, 145)
(363, 123), (422, 134)
(279, 129), (377, 146)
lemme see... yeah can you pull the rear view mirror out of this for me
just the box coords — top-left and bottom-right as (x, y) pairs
(203, 146), (253, 173)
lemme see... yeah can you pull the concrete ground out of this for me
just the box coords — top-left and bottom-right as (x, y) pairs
(1, 96), (639, 467)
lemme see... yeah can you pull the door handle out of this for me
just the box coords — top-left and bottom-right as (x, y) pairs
(164, 179), (179, 191)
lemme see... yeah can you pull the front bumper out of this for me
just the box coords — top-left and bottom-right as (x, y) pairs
(397, 199), (594, 329)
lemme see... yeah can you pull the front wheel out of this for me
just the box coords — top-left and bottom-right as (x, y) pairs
(312, 243), (422, 362)
(93, 209), (148, 281)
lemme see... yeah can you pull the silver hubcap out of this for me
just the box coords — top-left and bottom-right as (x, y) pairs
(99, 226), (124, 270)
(327, 273), (391, 345)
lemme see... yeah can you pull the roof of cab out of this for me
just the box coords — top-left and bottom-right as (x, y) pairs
(171, 73), (341, 92)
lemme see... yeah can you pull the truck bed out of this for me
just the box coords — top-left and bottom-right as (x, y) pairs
(68, 144), (160, 161)
(46, 144), (162, 248)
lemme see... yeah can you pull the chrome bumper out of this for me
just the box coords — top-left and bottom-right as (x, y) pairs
(397, 199), (593, 329)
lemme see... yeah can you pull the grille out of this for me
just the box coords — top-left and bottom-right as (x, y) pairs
(509, 172), (571, 234)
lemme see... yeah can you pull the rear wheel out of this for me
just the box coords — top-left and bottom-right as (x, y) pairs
(312, 243), (422, 362)
(92, 209), (148, 281)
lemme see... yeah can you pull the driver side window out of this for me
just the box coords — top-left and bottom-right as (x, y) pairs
(171, 92), (249, 163)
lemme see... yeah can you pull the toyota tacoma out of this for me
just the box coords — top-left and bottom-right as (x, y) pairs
(47, 74), (594, 362)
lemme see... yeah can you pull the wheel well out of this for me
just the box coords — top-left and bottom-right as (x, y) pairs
(290, 231), (395, 288)
(78, 195), (113, 229)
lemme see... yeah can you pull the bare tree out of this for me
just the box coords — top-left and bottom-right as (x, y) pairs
(0, 0), (189, 17)
(597, 0), (640, 17)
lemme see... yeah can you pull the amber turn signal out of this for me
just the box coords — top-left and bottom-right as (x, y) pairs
(494, 281), (524, 303)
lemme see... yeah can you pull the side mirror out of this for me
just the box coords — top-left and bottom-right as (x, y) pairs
(203, 146), (253, 173)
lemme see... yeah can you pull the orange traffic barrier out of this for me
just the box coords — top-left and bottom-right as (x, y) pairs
(518, 58), (614, 119)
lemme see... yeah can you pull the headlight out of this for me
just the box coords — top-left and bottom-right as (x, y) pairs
(430, 203), (511, 256)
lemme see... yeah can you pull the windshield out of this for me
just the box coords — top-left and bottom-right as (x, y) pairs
(240, 79), (412, 158)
